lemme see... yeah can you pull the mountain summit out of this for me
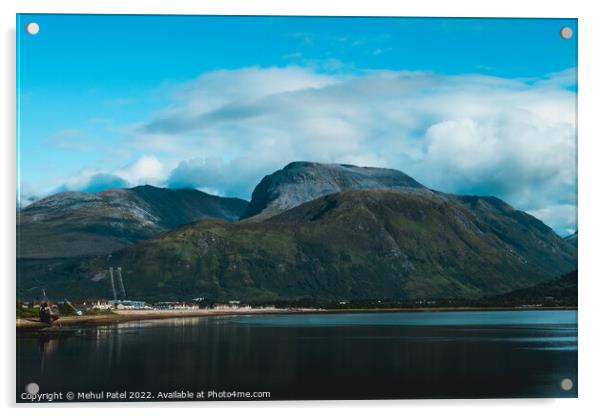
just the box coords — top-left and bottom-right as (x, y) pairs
(242, 162), (430, 219)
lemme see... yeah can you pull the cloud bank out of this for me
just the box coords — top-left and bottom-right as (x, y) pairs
(50, 66), (577, 235)
(55, 155), (167, 193)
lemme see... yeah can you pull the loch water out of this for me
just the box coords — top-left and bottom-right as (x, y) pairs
(16, 310), (577, 401)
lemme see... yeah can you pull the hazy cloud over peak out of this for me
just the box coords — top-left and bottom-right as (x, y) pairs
(53, 155), (167, 195)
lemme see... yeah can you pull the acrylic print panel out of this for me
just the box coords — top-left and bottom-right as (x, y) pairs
(16, 14), (577, 402)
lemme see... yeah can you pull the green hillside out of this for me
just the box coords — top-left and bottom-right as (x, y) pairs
(18, 190), (576, 302)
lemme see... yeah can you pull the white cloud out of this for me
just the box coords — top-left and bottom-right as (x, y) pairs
(143, 66), (338, 134)
(51, 66), (577, 234)
(114, 155), (166, 186)
(55, 155), (168, 195)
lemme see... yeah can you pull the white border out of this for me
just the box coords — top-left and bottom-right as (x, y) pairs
(2, 0), (601, 415)
(0, 0), (587, 17)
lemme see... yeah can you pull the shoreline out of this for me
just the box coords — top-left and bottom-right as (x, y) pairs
(15, 308), (312, 330)
(16, 305), (577, 331)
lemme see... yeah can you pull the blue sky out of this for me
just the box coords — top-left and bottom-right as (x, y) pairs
(17, 15), (577, 235)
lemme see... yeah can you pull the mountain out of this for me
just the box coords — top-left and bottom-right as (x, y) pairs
(18, 188), (577, 302)
(564, 231), (578, 248)
(17, 185), (248, 259)
(482, 269), (577, 307)
(241, 161), (430, 219)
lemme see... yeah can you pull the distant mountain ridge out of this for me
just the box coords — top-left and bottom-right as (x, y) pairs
(17, 185), (248, 259)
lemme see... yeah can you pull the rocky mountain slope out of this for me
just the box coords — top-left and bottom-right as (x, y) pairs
(19, 188), (577, 302)
(17, 185), (248, 258)
(242, 161), (430, 219)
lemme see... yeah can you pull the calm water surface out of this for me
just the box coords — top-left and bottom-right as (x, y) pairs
(16, 310), (577, 401)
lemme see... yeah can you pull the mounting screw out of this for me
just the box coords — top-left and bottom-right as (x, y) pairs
(26, 22), (40, 36)
(560, 27), (573, 40)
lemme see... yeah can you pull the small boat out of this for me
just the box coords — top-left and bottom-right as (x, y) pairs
(39, 302), (60, 325)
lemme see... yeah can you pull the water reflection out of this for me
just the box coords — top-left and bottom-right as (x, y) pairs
(17, 310), (577, 400)
(37, 334), (60, 356)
